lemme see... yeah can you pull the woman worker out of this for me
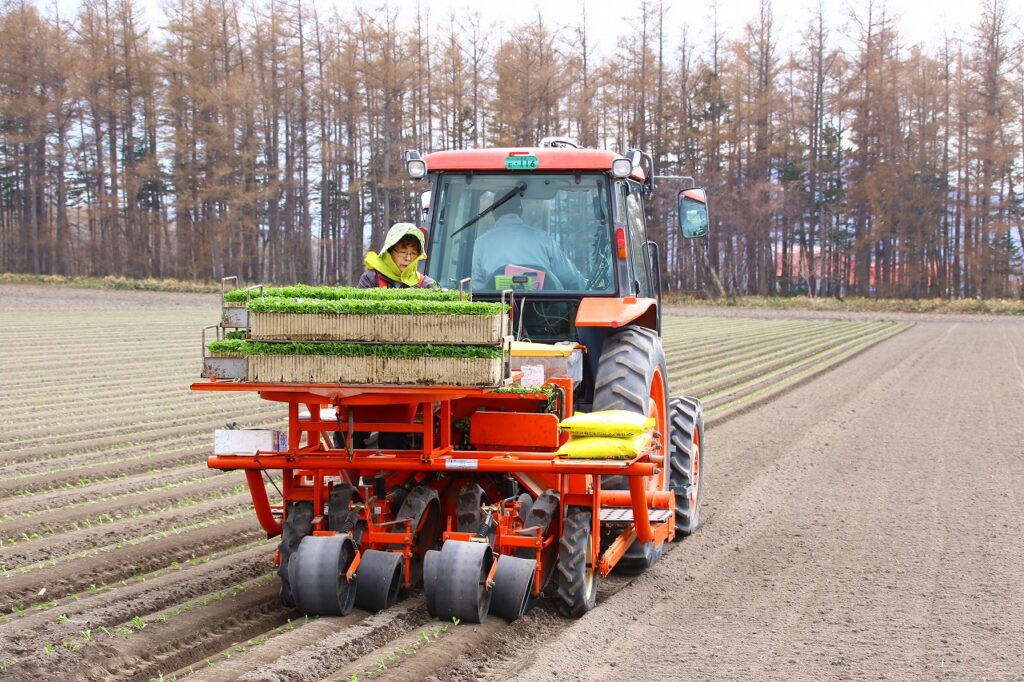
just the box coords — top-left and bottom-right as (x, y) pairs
(357, 223), (436, 289)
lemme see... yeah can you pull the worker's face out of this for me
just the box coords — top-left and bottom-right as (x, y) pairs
(390, 243), (420, 270)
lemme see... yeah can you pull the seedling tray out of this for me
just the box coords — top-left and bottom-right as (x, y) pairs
(249, 311), (507, 345)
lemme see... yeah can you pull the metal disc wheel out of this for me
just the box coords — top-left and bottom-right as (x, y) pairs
(592, 325), (669, 572)
(556, 507), (599, 618)
(288, 534), (358, 616)
(490, 556), (538, 622)
(669, 396), (704, 538)
(429, 540), (494, 623)
(277, 501), (313, 608)
(354, 549), (404, 612)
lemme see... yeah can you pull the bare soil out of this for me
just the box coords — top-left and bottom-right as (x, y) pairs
(0, 283), (218, 311)
(2, 286), (1020, 681)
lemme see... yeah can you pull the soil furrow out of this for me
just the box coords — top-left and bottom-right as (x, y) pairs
(0, 473), (246, 543)
(0, 493), (252, 569)
(0, 516), (264, 612)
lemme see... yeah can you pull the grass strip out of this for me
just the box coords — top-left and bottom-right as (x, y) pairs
(664, 292), (1024, 315)
(0, 273), (220, 293)
(247, 296), (504, 316)
(224, 284), (460, 303)
(207, 339), (503, 359)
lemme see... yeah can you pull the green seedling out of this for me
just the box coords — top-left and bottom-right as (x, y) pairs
(224, 284), (460, 303)
(247, 296), (504, 317)
(131, 615), (146, 630)
(208, 339), (502, 360)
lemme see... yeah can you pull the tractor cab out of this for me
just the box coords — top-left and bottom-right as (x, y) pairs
(412, 145), (708, 408)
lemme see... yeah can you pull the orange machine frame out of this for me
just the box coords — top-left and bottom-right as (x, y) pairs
(194, 375), (674, 589)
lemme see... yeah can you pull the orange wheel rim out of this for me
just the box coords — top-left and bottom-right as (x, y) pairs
(690, 429), (700, 514)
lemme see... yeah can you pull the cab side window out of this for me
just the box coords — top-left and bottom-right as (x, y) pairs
(624, 182), (652, 297)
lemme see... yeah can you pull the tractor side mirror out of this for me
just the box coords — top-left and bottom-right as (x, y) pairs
(678, 188), (709, 238)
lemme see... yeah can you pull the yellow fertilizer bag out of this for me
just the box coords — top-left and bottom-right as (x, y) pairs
(559, 410), (655, 439)
(555, 432), (653, 460)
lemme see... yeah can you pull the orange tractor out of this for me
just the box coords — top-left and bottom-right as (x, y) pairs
(193, 140), (710, 622)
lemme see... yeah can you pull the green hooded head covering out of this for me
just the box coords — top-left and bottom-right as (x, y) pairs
(364, 223), (427, 286)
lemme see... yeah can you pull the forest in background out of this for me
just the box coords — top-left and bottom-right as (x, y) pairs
(0, 0), (1022, 298)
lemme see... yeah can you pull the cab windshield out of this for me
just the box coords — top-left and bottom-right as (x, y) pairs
(425, 173), (614, 294)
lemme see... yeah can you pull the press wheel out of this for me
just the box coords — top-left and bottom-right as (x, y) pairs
(429, 540), (494, 623)
(490, 555), (537, 622)
(288, 534), (358, 616)
(353, 549), (403, 612)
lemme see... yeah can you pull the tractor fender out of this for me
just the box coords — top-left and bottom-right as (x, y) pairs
(574, 296), (658, 331)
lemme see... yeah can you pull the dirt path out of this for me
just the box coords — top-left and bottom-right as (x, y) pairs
(471, 320), (1024, 681)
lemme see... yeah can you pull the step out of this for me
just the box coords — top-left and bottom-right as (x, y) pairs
(599, 507), (672, 525)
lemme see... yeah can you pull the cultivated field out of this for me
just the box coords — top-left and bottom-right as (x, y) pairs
(0, 284), (914, 680)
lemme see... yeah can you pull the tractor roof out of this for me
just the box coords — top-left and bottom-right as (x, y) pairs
(423, 147), (646, 181)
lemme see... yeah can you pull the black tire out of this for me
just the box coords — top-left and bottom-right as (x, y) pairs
(556, 507), (598, 618)
(669, 396), (704, 538)
(354, 549), (404, 612)
(516, 489), (560, 592)
(327, 485), (360, 534)
(454, 481), (495, 544)
(423, 548), (441, 617)
(592, 326), (668, 571)
(288, 534), (358, 616)
(490, 556), (538, 622)
(277, 501), (314, 608)
(431, 540), (494, 623)
(592, 325), (667, 419)
(394, 486), (441, 560)
(516, 492), (534, 522)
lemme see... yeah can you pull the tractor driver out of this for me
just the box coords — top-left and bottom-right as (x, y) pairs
(471, 195), (586, 291)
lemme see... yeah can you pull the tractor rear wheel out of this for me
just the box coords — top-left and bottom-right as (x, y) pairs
(669, 396), (704, 537)
(277, 501), (314, 608)
(556, 507), (598, 618)
(592, 325), (668, 572)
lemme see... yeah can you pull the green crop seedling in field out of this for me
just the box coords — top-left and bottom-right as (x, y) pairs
(224, 284), (461, 303)
(247, 296), (506, 316)
(207, 339), (503, 359)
